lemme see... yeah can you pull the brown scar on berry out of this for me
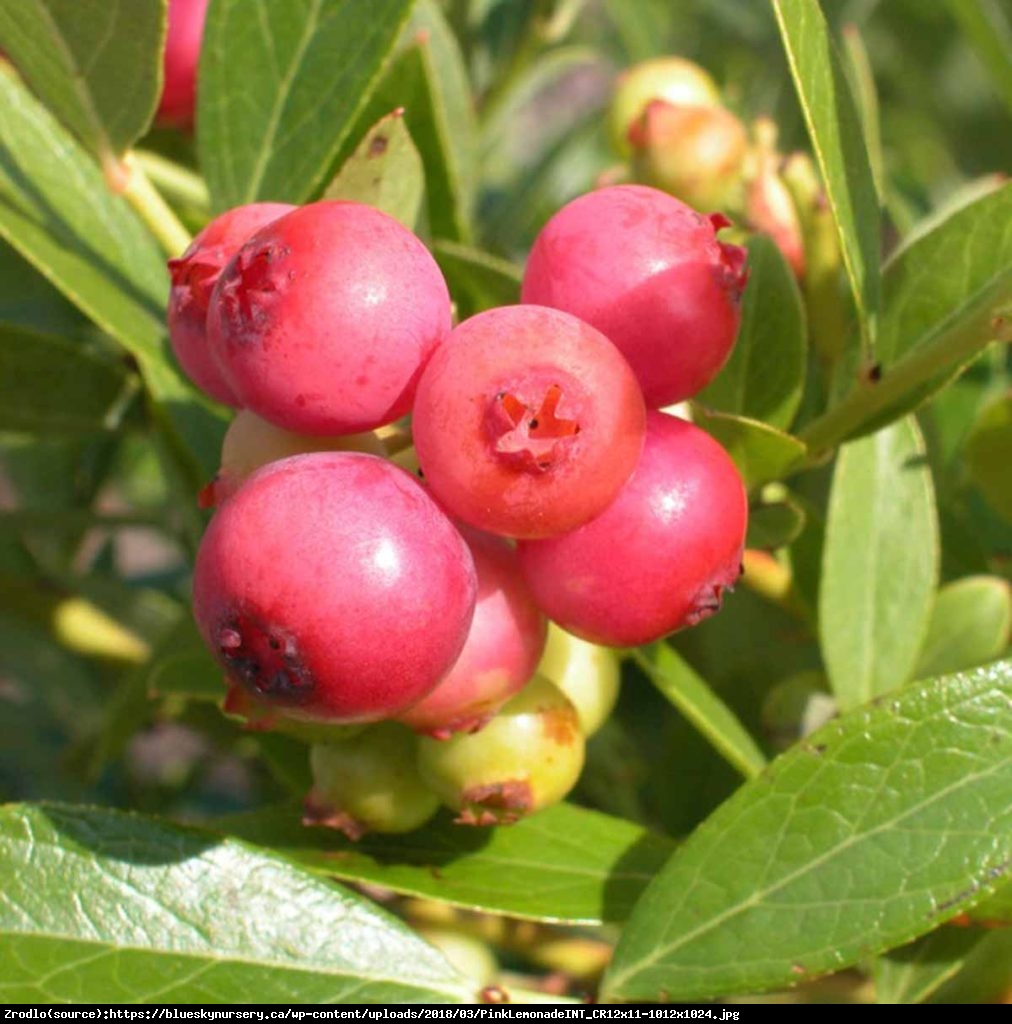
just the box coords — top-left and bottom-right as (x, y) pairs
(216, 616), (316, 706)
(455, 780), (534, 825)
(541, 705), (580, 746)
(302, 793), (368, 841)
(368, 135), (389, 157)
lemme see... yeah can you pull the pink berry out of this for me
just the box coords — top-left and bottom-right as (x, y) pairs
(167, 202), (295, 405)
(398, 528), (547, 738)
(517, 411), (748, 647)
(157, 0), (208, 128)
(411, 305), (646, 539)
(521, 184), (748, 407)
(207, 201), (452, 435)
(193, 452), (477, 723)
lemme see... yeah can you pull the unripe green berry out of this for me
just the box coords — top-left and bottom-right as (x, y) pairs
(609, 57), (721, 158)
(417, 676), (585, 826)
(536, 623), (620, 736)
(305, 722), (440, 839)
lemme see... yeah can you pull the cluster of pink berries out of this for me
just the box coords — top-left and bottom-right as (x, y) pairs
(169, 184), (749, 835)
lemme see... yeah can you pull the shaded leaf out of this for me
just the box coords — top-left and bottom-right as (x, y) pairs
(802, 184), (1012, 454)
(0, 803), (470, 1002)
(604, 659), (1012, 1002)
(692, 408), (807, 490)
(915, 576), (1011, 680)
(218, 801), (674, 925)
(431, 239), (521, 319)
(945, 0), (1012, 117)
(746, 498), (806, 551)
(875, 927), (987, 1004)
(631, 645), (767, 780)
(0, 237), (83, 334)
(820, 417), (938, 710)
(966, 389), (1012, 522)
(324, 109), (424, 229)
(0, 69), (223, 483)
(699, 234), (806, 431)
(198, 0), (414, 210)
(0, 325), (138, 434)
(0, 0), (163, 163)
(773, 0), (880, 351)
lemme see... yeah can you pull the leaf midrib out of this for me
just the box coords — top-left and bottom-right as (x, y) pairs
(607, 691), (1011, 991)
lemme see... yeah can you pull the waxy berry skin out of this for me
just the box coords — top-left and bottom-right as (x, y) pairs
(157, 0), (209, 128)
(411, 305), (647, 540)
(193, 452), (477, 723)
(203, 409), (385, 507)
(207, 201), (452, 435)
(304, 724), (440, 839)
(521, 185), (748, 407)
(417, 675), (585, 825)
(398, 528), (547, 738)
(168, 202), (295, 405)
(517, 412), (748, 647)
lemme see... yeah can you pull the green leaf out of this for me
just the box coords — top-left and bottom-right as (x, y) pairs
(198, 0), (414, 211)
(0, 325), (138, 434)
(875, 927), (987, 1004)
(218, 801), (674, 925)
(0, 0), (164, 164)
(324, 109), (424, 229)
(350, 14), (475, 242)
(407, 0), (476, 239)
(966, 390), (1012, 522)
(0, 238), (83, 334)
(945, 0), (1012, 117)
(0, 803), (470, 1003)
(915, 576), (1011, 680)
(820, 417), (939, 710)
(145, 615), (222, 703)
(691, 409), (807, 490)
(431, 240), (521, 319)
(929, 929), (1012, 1003)
(801, 183), (1012, 454)
(0, 69), (224, 483)
(746, 497), (806, 551)
(840, 24), (884, 201)
(699, 235), (806, 431)
(631, 645), (768, 781)
(964, 880), (1012, 925)
(773, 0), (881, 352)
(603, 659), (1012, 1003)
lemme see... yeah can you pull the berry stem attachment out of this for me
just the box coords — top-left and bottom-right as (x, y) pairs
(118, 152), (193, 258)
(135, 149), (211, 214)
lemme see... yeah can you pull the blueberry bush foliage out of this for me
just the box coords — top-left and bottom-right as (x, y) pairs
(1, 0), (1011, 1005)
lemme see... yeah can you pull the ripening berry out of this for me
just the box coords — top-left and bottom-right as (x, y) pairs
(517, 412), (748, 647)
(521, 185), (748, 407)
(608, 57), (721, 158)
(167, 202), (295, 405)
(627, 100), (748, 213)
(411, 305), (646, 539)
(156, 0), (209, 128)
(202, 409), (386, 507)
(193, 452), (477, 723)
(398, 528), (547, 738)
(207, 201), (452, 435)
(536, 623), (621, 736)
(417, 675), (585, 825)
(304, 723), (440, 839)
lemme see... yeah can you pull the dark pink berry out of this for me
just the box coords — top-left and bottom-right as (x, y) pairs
(411, 305), (646, 539)
(517, 411), (748, 647)
(398, 528), (547, 738)
(520, 184), (748, 407)
(207, 201), (452, 435)
(156, 0), (208, 128)
(193, 452), (477, 723)
(167, 202), (295, 405)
